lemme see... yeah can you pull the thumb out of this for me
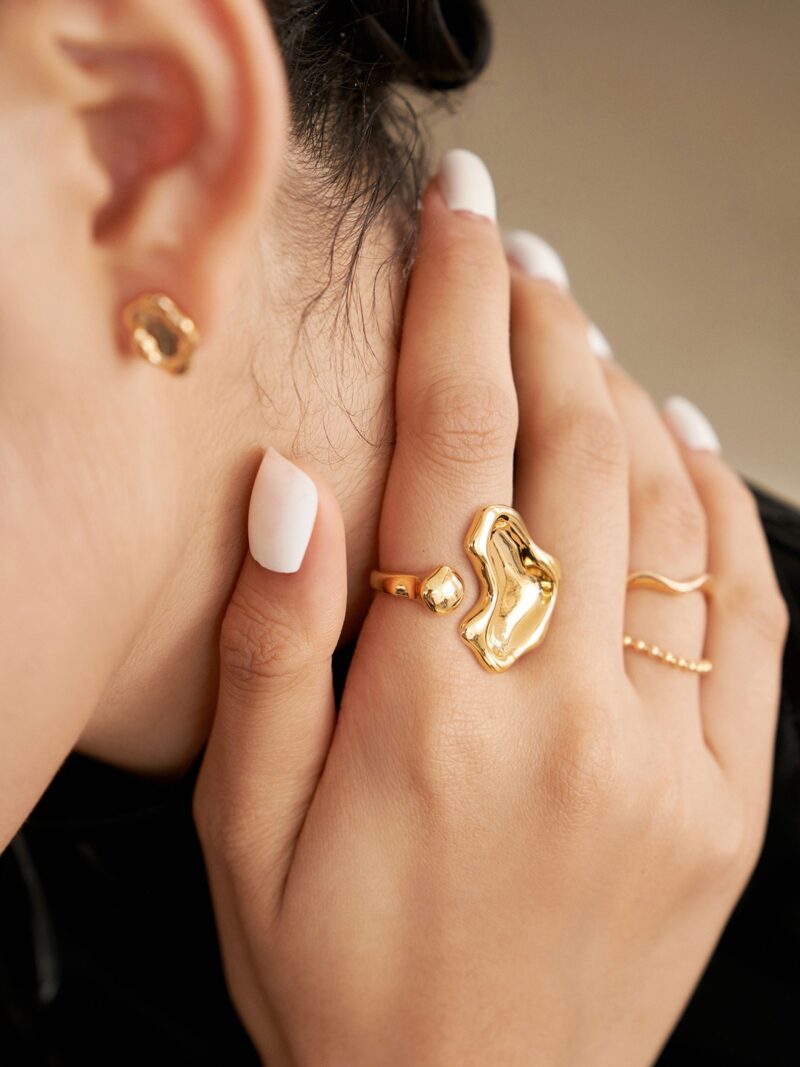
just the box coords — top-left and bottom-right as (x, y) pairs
(195, 447), (346, 905)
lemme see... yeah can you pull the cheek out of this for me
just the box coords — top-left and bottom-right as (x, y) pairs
(0, 104), (108, 394)
(0, 231), (189, 692)
(0, 102), (186, 607)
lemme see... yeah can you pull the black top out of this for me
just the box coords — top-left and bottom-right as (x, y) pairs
(2, 489), (799, 1067)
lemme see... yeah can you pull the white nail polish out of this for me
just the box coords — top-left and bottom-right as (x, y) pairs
(248, 448), (319, 573)
(437, 149), (497, 221)
(503, 231), (569, 290)
(587, 321), (613, 360)
(663, 397), (721, 453)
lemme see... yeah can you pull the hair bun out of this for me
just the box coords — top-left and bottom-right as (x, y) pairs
(347, 0), (492, 92)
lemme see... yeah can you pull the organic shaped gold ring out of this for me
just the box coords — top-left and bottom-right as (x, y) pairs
(370, 506), (561, 674)
(460, 506), (561, 673)
(369, 566), (465, 614)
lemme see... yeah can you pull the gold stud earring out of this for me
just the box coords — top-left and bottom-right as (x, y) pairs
(122, 293), (200, 374)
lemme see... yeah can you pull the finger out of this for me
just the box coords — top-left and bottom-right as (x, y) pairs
(379, 150), (516, 608)
(508, 237), (628, 664)
(194, 448), (346, 912)
(664, 398), (788, 794)
(604, 365), (708, 718)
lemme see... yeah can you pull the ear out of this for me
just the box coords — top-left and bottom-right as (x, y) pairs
(44, 0), (288, 352)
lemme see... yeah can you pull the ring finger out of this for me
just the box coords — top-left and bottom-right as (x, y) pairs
(603, 363), (709, 718)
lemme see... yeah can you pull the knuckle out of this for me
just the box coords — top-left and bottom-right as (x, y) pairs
(193, 792), (262, 876)
(739, 806), (770, 878)
(636, 478), (707, 548)
(771, 591), (791, 642)
(514, 278), (586, 338)
(403, 702), (500, 817)
(192, 777), (232, 859)
(414, 375), (518, 469)
(191, 781), (214, 846)
(220, 588), (315, 690)
(723, 579), (789, 646)
(654, 784), (755, 889)
(193, 770), (275, 880)
(542, 714), (620, 826)
(696, 807), (750, 882)
(540, 403), (628, 486)
(746, 588), (790, 646)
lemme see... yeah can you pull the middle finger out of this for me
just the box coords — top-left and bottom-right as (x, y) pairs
(510, 260), (629, 665)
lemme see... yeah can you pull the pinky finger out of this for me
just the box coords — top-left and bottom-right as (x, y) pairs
(665, 398), (789, 798)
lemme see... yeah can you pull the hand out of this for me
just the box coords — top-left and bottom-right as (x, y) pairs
(194, 157), (788, 1067)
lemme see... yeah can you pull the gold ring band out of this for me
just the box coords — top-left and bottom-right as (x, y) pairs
(626, 571), (712, 596)
(623, 634), (712, 674)
(624, 569), (713, 674)
(369, 566), (465, 614)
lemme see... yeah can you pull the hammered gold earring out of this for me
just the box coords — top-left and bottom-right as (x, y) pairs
(122, 293), (200, 374)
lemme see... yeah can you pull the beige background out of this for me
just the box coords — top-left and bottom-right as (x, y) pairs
(430, 0), (800, 503)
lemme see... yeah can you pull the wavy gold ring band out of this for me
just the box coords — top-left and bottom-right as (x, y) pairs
(626, 571), (712, 596)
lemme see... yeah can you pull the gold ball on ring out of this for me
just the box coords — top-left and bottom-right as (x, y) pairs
(419, 565), (465, 614)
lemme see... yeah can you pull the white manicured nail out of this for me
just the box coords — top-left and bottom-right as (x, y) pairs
(663, 396), (721, 453)
(248, 448), (318, 573)
(503, 230), (569, 290)
(587, 321), (613, 360)
(437, 149), (497, 221)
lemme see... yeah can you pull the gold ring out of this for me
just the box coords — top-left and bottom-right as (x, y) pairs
(626, 571), (712, 596)
(623, 569), (713, 674)
(370, 505), (561, 674)
(623, 635), (712, 674)
(369, 566), (466, 614)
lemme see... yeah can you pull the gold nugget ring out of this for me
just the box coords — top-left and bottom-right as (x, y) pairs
(370, 505), (561, 674)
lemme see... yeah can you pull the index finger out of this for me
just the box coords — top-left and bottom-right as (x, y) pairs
(378, 151), (517, 605)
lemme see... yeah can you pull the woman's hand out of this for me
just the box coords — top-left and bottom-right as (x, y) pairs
(194, 153), (788, 1067)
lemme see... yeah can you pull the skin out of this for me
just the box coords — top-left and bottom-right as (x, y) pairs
(0, 0), (397, 839)
(196, 181), (788, 1065)
(0, 0), (789, 1063)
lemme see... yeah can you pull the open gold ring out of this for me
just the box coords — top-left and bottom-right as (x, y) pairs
(369, 567), (466, 614)
(370, 505), (561, 674)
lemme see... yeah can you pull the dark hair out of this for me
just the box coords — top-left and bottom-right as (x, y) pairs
(265, 1), (492, 272)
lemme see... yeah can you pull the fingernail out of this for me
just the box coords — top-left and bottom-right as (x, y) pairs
(663, 396), (721, 453)
(503, 230), (569, 290)
(437, 149), (497, 221)
(587, 321), (613, 360)
(248, 448), (319, 573)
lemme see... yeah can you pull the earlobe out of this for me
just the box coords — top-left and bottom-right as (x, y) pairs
(53, 0), (288, 366)
(122, 292), (200, 374)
